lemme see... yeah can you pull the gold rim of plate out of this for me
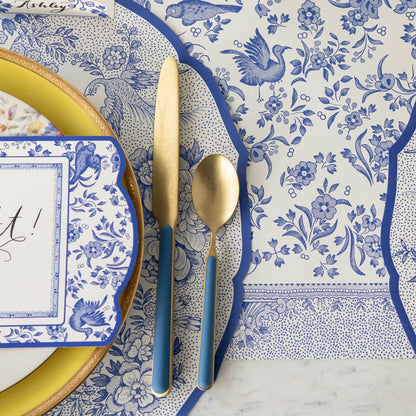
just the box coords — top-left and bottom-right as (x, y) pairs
(0, 47), (145, 416)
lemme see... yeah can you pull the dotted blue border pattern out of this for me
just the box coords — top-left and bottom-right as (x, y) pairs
(115, 0), (250, 413)
(382, 103), (416, 354)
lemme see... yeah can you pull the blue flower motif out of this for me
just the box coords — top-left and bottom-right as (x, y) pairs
(130, 148), (152, 186)
(102, 45), (127, 71)
(214, 76), (230, 99)
(97, 274), (109, 288)
(348, 8), (369, 26)
(374, 140), (393, 166)
(362, 214), (381, 231)
(0, 31), (7, 44)
(129, 147), (153, 219)
(84, 241), (102, 259)
(293, 161), (317, 186)
(68, 223), (81, 243)
(177, 169), (207, 252)
(363, 234), (382, 258)
(310, 52), (328, 70)
(25, 49), (42, 62)
(10, 43), (26, 56)
(143, 301), (156, 321)
(345, 111), (363, 130)
(250, 143), (269, 163)
(298, 0), (321, 25)
(105, 362), (157, 413)
(311, 194), (337, 220)
(264, 95), (283, 114)
(111, 152), (121, 172)
(112, 274), (124, 290)
(233, 311), (256, 349)
(399, 0), (416, 8)
(122, 331), (152, 363)
(375, 74), (395, 91)
(350, 0), (382, 18)
(47, 325), (65, 337)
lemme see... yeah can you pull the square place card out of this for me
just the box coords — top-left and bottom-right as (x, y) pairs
(0, 136), (138, 347)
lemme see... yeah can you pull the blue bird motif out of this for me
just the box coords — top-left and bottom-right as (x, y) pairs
(165, 0), (242, 26)
(69, 295), (109, 339)
(221, 29), (291, 102)
(69, 141), (102, 185)
(85, 68), (159, 136)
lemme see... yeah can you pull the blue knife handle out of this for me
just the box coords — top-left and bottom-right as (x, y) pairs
(197, 255), (217, 391)
(152, 225), (174, 396)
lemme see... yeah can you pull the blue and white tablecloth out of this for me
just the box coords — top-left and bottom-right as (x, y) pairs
(3, 0), (416, 415)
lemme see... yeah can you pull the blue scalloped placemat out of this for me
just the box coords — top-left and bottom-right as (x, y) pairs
(0, 1), (249, 414)
(141, 0), (416, 362)
(124, 0), (416, 363)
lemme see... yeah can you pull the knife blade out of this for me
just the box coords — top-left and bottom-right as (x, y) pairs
(151, 56), (179, 397)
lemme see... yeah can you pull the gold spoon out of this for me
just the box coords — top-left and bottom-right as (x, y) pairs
(192, 154), (239, 391)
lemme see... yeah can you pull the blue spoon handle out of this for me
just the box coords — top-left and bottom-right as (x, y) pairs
(152, 225), (174, 396)
(197, 254), (217, 390)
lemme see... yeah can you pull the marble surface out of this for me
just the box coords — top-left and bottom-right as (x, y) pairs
(192, 360), (416, 415)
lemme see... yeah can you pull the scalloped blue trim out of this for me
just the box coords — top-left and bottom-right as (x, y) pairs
(0, 135), (139, 348)
(381, 103), (416, 354)
(115, 1), (250, 413)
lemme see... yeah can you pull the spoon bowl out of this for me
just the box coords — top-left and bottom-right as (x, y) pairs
(192, 154), (239, 237)
(192, 154), (239, 391)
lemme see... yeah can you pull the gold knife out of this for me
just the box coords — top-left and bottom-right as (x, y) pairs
(151, 56), (180, 397)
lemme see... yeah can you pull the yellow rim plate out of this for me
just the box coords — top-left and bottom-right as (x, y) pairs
(0, 48), (144, 416)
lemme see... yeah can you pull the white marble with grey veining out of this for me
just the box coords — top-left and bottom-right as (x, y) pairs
(191, 360), (416, 415)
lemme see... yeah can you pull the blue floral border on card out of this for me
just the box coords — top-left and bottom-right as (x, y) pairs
(115, 0), (250, 412)
(0, 161), (64, 319)
(382, 104), (416, 354)
(0, 135), (139, 348)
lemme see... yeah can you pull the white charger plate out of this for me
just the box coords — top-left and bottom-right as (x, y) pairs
(0, 348), (55, 392)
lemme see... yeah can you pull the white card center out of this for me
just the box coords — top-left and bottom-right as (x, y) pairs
(0, 157), (69, 325)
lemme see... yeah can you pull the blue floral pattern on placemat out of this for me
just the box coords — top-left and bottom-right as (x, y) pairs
(143, 0), (416, 362)
(226, 283), (414, 359)
(0, 0), (249, 414)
